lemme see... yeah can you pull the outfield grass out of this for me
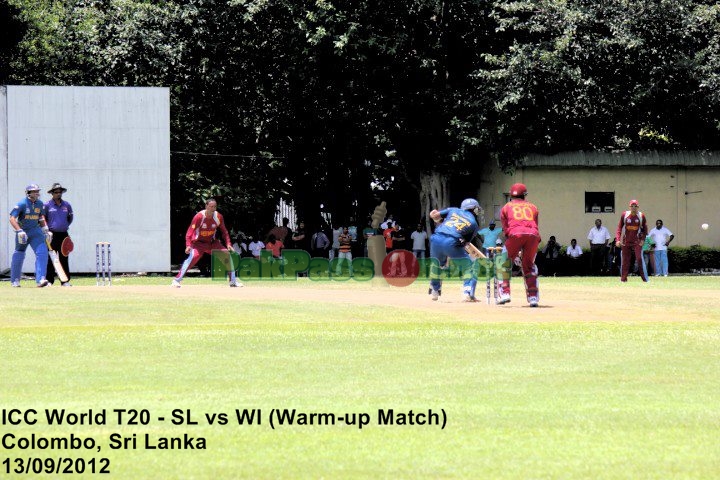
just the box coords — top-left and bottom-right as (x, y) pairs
(1, 276), (719, 479)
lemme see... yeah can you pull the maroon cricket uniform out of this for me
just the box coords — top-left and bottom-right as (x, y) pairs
(616, 210), (648, 282)
(175, 209), (232, 279)
(500, 198), (541, 301)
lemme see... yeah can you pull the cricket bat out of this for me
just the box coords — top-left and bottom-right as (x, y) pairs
(46, 238), (69, 283)
(464, 242), (487, 260)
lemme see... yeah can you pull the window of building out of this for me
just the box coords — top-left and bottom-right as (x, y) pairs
(585, 192), (614, 213)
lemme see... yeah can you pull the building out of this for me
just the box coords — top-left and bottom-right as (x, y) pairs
(478, 151), (720, 248)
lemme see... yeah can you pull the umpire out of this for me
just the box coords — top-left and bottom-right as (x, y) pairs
(44, 182), (74, 286)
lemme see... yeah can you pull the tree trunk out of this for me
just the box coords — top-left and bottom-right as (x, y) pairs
(419, 171), (449, 233)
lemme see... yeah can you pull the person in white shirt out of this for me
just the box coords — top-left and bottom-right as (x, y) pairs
(380, 214), (394, 230)
(410, 224), (428, 258)
(248, 236), (265, 259)
(566, 239), (582, 258)
(231, 235), (249, 257)
(587, 218), (611, 275)
(566, 238), (583, 276)
(647, 219), (674, 276)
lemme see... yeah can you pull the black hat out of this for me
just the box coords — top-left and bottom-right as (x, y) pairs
(48, 183), (68, 193)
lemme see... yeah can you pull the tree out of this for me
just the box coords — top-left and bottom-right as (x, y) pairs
(470, 0), (720, 168)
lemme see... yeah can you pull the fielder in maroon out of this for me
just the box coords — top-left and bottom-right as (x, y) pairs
(172, 198), (241, 287)
(498, 183), (541, 307)
(615, 199), (648, 282)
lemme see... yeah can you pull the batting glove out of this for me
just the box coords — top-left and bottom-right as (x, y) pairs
(17, 230), (28, 244)
(43, 227), (53, 242)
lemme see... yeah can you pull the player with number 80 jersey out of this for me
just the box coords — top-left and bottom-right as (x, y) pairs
(499, 183), (541, 307)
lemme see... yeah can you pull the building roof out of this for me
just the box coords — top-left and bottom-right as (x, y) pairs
(520, 151), (720, 168)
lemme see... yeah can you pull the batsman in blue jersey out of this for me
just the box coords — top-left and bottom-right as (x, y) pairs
(9, 184), (52, 287)
(428, 198), (483, 301)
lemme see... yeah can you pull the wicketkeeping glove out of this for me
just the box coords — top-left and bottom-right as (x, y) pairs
(17, 230), (28, 244)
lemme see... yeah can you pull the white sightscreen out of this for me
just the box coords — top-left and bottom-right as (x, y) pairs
(1, 85), (170, 274)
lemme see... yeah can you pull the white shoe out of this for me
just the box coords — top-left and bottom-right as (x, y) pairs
(497, 294), (511, 305)
(429, 288), (440, 301)
(528, 296), (539, 307)
(37, 279), (50, 288)
(11, 281), (20, 288)
(229, 279), (244, 287)
(462, 294), (478, 302)
(171, 279), (181, 288)
(61, 282), (72, 287)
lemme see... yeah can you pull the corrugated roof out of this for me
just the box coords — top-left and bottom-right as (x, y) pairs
(520, 151), (720, 167)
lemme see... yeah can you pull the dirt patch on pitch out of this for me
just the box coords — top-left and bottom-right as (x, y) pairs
(96, 282), (716, 323)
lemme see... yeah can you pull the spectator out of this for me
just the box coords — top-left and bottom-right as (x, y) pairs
(383, 221), (395, 251)
(477, 220), (503, 254)
(362, 218), (377, 257)
(410, 224), (428, 258)
(267, 217), (291, 246)
(587, 218), (611, 275)
(265, 233), (283, 258)
(330, 225), (343, 261)
(248, 235), (265, 259)
(347, 217), (359, 256)
(380, 214), (394, 230)
(566, 238), (583, 275)
(232, 234), (249, 258)
(44, 182), (74, 286)
(310, 227), (330, 258)
(607, 242), (620, 276)
(291, 221), (309, 251)
(391, 224), (406, 251)
(336, 226), (353, 276)
(642, 234), (655, 277)
(647, 219), (674, 276)
(541, 235), (561, 276)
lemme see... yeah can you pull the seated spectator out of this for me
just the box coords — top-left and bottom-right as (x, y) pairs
(265, 233), (283, 259)
(541, 235), (561, 276)
(248, 235), (264, 259)
(566, 238), (583, 275)
(232, 234), (249, 258)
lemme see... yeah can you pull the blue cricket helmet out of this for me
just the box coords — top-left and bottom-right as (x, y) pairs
(461, 198), (480, 211)
(460, 198), (482, 217)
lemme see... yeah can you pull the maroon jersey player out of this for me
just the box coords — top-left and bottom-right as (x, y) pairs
(172, 198), (242, 287)
(615, 199), (648, 282)
(498, 183), (541, 307)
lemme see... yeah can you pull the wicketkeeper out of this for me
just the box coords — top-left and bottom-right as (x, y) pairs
(498, 183), (541, 307)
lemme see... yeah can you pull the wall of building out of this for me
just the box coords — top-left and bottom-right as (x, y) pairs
(478, 161), (719, 249)
(1, 85), (171, 274)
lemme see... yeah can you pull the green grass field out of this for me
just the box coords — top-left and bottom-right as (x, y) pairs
(2, 276), (719, 479)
